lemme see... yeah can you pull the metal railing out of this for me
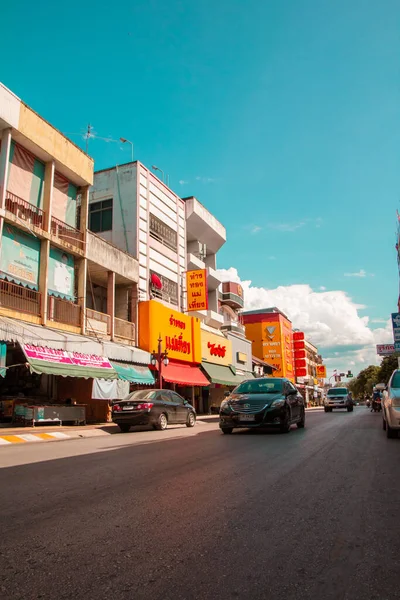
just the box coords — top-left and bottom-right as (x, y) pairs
(86, 308), (111, 336)
(0, 280), (41, 315)
(51, 216), (84, 251)
(47, 296), (81, 327)
(5, 191), (45, 229)
(114, 317), (135, 341)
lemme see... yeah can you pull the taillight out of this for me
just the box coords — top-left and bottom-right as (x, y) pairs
(113, 404), (121, 412)
(145, 403), (154, 409)
(137, 402), (154, 410)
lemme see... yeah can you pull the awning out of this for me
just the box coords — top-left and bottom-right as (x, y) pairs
(22, 345), (117, 380)
(111, 361), (155, 385)
(236, 369), (255, 380)
(201, 362), (244, 386)
(161, 361), (209, 387)
(0, 317), (151, 364)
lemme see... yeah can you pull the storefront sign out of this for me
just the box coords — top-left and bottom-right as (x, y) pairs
(260, 317), (294, 380)
(0, 224), (40, 288)
(138, 300), (201, 363)
(376, 344), (395, 356)
(186, 269), (208, 311)
(293, 331), (305, 341)
(316, 365), (327, 378)
(201, 330), (232, 366)
(22, 344), (114, 369)
(237, 352), (247, 364)
(48, 247), (75, 300)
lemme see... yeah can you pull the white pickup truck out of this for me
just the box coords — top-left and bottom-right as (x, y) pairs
(324, 387), (353, 412)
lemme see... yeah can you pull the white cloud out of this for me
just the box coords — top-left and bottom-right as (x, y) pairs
(267, 217), (322, 233)
(344, 269), (368, 278)
(319, 286), (326, 291)
(268, 256), (276, 261)
(195, 176), (217, 184)
(251, 225), (262, 234)
(217, 267), (392, 376)
(371, 318), (388, 324)
(178, 179), (188, 185)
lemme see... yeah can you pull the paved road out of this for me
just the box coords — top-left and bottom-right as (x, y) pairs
(1, 408), (399, 600)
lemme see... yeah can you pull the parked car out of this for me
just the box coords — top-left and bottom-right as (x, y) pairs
(382, 371), (400, 438)
(219, 377), (305, 434)
(324, 388), (353, 412)
(112, 389), (196, 433)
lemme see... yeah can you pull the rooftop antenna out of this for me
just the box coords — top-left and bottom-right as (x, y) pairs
(85, 124), (94, 153)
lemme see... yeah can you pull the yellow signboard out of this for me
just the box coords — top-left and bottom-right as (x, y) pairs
(201, 330), (232, 366)
(138, 300), (202, 364)
(186, 269), (208, 312)
(316, 365), (327, 378)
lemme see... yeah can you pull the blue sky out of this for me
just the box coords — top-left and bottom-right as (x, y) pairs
(2, 0), (399, 372)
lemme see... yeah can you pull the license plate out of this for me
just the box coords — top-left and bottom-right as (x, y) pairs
(239, 414), (255, 421)
(123, 406), (133, 411)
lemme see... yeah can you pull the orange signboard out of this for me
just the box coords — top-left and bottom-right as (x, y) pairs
(186, 269), (208, 312)
(316, 365), (327, 378)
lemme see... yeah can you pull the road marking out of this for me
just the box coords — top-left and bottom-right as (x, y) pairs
(0, 432), (72, 445)
(0, 435), (26, 443)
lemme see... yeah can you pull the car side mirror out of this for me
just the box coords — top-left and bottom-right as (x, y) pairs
(224, 391), (230, 397)
(287, 389), (297, 396)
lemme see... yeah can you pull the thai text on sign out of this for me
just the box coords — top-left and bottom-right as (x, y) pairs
(186, 269), (208, 311)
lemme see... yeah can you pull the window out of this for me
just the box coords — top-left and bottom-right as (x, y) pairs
(89, 199), (113, 233)
(170, 392), (185, 405)
(149, 213), (177, 251)
(233, 379), (283, 394)
(150, 270), (178, 306)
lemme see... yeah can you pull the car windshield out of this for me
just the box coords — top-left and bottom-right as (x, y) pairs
(123, 390), (156, 401)
(233, 379), (283, 394)
(391, 371), (400, 388)
(327, 388), (348, 396)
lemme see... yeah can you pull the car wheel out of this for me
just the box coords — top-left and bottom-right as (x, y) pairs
(347, 406), (353, 412)
(297, 408), (305, 428)
(156, 413), (168, 431)
(387, 422), (396, 439)
(324, 407), (329, 413)
(280, 407), (291, 433)
(383, 417), (387, 431)
(119, 424), (131, 433)
(186, 411), (196, 428)
(221, 427), (233, 434)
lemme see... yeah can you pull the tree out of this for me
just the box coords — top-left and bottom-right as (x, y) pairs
(377, 355), (399, 384)
(348, 365), (380, 398)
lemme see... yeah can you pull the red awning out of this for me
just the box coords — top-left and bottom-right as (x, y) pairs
(161, 361), (209, 387)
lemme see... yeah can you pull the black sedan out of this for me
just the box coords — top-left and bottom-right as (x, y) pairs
(219, 377), (305, 434)
(112, 389), (196, 433)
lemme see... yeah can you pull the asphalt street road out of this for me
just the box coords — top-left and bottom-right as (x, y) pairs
(1, 408), (399, 600)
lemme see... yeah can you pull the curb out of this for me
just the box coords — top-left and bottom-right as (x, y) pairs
(0, 431), (72, 445)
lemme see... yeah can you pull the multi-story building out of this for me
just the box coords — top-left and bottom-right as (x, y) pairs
(293, 330), (325, 404)
(0, 83), (152, 424)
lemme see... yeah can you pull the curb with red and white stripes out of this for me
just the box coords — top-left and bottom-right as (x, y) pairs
(0, 431), (72, 445)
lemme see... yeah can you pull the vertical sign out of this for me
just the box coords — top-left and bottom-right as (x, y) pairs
(391, 313), (400, 351)
(186, 269), (208, 312)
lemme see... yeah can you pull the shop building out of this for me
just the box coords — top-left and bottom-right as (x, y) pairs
(90, 162), (186, 310)
(0, 83), (153, 425)
(242, 307), (295, 382)
(293, 331), (325, 405)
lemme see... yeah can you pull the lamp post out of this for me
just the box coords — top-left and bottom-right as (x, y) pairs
(150, 335), (169, 389)
(151, 165), (164, 182)
(120, 137), (134, 161)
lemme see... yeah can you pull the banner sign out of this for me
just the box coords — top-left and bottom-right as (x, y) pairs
(23, 344), (114, 370)
(392, 313), (400, 351)
(186, 269), (208, 312)
(0, 224), (40, 288)
(48, 247), (75, 300)
(316, 365), (327, 378)
(376, 344), (395, 356)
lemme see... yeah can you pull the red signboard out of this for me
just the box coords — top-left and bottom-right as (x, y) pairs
(294, 341), (305, 350)
(293, 331), (305, 341)
(294, 350), (306, 359)
(295, 359), (306, 369)
(295, 368), (307, 377)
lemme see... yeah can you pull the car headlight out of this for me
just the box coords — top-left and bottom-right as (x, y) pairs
(271, 399), (285, 408)
(220, 400), (230, 411)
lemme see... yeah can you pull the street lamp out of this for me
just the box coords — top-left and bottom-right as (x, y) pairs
(120, 137), (134, 162)
(150, 335), (169, 389)
(152, 165), (164, 182)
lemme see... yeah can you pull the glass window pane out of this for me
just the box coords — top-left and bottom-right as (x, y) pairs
(89, 211), (101, 232)
(101, 208), (113, 231)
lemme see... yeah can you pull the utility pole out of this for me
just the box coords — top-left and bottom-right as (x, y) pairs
(85, 124), (93, 154)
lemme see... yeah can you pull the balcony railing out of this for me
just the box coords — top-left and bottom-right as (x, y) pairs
(5, 191), (45, 230)
(51, 216), (84, 251)
(86, 308), (111, 336)
(114, 317), (136, 342)
(47, 296), (81, 327)
(0, 280), (41, 316)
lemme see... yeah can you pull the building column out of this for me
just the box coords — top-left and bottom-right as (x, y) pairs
(130, 283), (138, 345)
(77, 257), (87, 334)
(0, 128), (12, 245)
(107, 271), (115, 340)
(79, 185), (89, 251)
(43, 161), (55, 232)
(39, 239), (50, 325)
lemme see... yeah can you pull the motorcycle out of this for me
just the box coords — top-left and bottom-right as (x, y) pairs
(371, 399), (382, 412)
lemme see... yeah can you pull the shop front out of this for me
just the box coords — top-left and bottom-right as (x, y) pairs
(138, 301), (209, 411)
(200, 328), (246, 413)
(224, 331), (254, 381)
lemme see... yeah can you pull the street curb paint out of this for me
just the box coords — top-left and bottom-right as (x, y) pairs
(0, 432), (71, 445)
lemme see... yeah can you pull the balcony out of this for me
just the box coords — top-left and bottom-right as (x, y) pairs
(205, 310), (224, 329)
(220, 282), (244, 310)
(86, 308), (112, 337)
(0, 280), (41, 316)
(51, 216), (84, 252)
(47, 296), (81, 327)
(221, 319), (246, 336)
(115, 317), (136, 343)
(5, 191), (45, 230)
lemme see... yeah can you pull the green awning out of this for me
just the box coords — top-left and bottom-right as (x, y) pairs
(201, 362), (244, 386)
(26, 358), (118, 380)
(110, 361), (155, 385)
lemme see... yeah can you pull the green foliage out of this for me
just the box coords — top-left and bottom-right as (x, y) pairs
(347, 356), (399, 397)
